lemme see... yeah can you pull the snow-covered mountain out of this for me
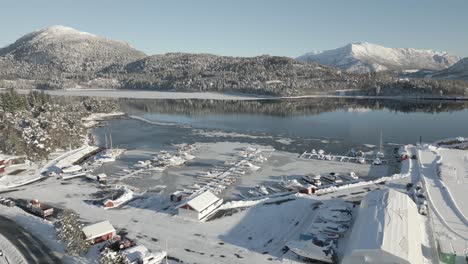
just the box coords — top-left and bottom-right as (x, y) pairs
(429, 57), (468, 80)
(0, 25), (146, 73)
(297, 42), (460, 74)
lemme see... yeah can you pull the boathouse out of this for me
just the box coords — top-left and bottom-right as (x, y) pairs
(178, 190), (223, 220)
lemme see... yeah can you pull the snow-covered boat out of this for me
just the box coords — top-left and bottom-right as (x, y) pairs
(372, 157), (382, 165)
(256, 185), (269, 195)
(96, 148), (125, 163)
(134, 160), (152, 168)
(240, 162), (260, 171)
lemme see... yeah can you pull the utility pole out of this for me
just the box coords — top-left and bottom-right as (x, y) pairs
(165, 239), (168, 264)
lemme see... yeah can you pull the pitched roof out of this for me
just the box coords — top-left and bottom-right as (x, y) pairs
(342, 189), (423, 264)
(82, 220), (115, 240)
(185, 191), (221, 212)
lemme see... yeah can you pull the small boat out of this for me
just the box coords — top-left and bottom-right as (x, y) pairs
(372, 158), (382, 165)
(256, 185), (269, 195)
(134, 160), (152, 168)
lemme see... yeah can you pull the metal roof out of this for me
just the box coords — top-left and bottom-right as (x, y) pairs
(82, 220), (115, 240)
(185, 191), (221, 212)
(342, 189), (423, 264)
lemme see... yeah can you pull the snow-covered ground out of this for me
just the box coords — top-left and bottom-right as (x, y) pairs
(0, 206), (85, 263)
(9, 88), (468, 101)
(31, 89), (270, 101)
(0, 161), (43, 191)
(0, 140), (402, 264)
(82, 112), (125, 128)
(418, 145), (468, 262)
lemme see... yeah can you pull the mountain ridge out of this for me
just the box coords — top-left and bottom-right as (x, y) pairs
(0, 26), (467, 97)
(297, 42), (460, 74)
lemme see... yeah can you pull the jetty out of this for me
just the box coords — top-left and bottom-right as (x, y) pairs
(299, 150), (389, 165)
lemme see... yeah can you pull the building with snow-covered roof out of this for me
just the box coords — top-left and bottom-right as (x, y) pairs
(82, 220), (116, 244)
(123, 245), (167, 264)
(178, 190), (223, 221)
(341, 189), (423, 264)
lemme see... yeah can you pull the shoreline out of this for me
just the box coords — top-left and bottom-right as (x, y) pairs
(0, 111), (122, 191)
(3, 88), (468, 101)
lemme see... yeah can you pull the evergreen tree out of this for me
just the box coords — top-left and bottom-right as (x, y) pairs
(100, 248), (130, 264)
(55, 210), (91, 256)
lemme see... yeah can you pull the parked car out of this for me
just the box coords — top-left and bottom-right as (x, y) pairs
(0, 197), (16, 207)
(103, 237), (136, 252)
(5, 200), (16, 207)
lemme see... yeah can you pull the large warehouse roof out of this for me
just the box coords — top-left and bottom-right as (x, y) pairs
(342, 189), (423, 264)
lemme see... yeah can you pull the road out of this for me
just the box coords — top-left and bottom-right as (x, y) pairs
(0, 216), (62, 264)
(419, 149), (468, 239)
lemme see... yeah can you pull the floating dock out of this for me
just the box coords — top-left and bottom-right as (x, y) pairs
(299, 151), (388, 165)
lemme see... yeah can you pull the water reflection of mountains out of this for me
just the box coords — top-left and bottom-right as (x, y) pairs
(118, 98), (468, 116)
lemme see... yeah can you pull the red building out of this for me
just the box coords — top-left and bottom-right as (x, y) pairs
(0, 160), (5, 173)
(82, 220), (116, 244)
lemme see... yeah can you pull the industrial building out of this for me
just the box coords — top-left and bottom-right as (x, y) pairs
(341, 189), (423, 264)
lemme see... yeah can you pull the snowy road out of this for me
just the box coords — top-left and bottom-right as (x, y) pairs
(0, 216), (62, 264)
(418, 147), (468, 258)
(419, 149), (468, 238)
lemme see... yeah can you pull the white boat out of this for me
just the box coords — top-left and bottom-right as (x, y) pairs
(375, 130), (385, 158)
(247, 189), (262, 197)
(149, 166), (166, 172)
(372, 158), (382, 165)
(134, 160), (152, 168)
(256, 185), (269, 195)
(240, 162), (260, 171)
(166, 156), (186, 166)
(357, 157), (366, 164)
(96, 148), (125, 163)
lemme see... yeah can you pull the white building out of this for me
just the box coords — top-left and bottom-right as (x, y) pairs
(178, 190), (223, 221)
(341, 189), (423, 264)
(123, 245), (167, 264)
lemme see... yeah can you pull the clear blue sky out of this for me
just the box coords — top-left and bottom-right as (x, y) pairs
(2, 0), (467, 57)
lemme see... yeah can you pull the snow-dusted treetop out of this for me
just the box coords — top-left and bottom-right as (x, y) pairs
(297, 42), (460, 73)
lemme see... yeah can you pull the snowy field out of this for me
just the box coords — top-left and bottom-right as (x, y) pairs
(18, 89), (269, 101)
(8, 88), (467, 101)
